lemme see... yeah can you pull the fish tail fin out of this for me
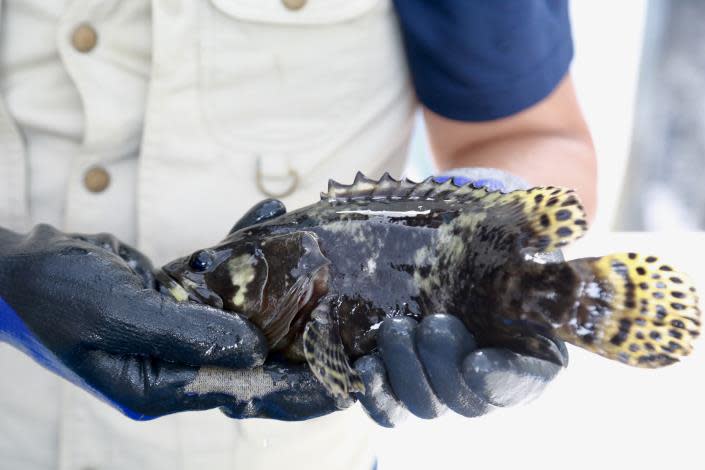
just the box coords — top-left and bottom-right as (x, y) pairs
(558, 253), (701, 367)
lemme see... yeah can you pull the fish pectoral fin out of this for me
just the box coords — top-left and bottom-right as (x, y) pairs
(261, 274), (312, 348)
(228, 199), (287, 234)
(259, 231), (331, 349)
(303, 303), (365, 399)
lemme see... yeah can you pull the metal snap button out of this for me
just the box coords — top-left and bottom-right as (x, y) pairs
(84, 166), (110, 193)
(282, 0), (306, 11)
(72, 24), (98, 53)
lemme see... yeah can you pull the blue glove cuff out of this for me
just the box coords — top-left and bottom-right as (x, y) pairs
(434, 167), (531, 192)
(0, 296), (150, 420)
(0, 296), (68, 376)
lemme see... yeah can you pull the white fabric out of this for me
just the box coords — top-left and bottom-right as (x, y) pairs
(0, 0), (416, 468)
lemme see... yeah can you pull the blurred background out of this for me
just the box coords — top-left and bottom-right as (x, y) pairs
(407, 0), (705, 235)
(384, 1), (705, 468)
(617, 0), (705, 231)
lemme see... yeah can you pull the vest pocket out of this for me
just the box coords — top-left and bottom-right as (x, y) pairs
(198, 0), (390, 160)
(209, 0), (379, 25)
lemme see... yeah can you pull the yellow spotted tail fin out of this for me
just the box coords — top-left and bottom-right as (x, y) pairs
(557, 253), (701, 367)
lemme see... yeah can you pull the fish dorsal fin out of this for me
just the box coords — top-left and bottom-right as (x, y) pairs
(502, 186), (588, 252)
(322, 173), (588, 251)
(321, 172), (496, 203)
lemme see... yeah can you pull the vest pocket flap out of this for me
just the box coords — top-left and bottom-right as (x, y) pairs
(209, 0), (380, 25)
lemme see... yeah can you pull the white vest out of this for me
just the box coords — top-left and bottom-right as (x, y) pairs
(0, 0), (416, 468)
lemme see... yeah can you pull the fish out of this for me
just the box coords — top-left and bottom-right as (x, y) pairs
(155, 172), (701, 399)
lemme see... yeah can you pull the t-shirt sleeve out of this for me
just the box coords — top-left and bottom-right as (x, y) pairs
(393, 0), (574, 121)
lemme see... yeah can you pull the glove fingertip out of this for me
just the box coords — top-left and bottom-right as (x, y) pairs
(462, 348), (562, 408)
(141, 294), (269, 369)
(556, 339), (570, 367)
(353, 355), (408, 428)
(203, 315), (269, 368)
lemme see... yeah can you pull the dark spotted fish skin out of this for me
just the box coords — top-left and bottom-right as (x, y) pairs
(265, 196), (521, 358)
(159, 174), (700, 372)
(220, 196), (507, 357)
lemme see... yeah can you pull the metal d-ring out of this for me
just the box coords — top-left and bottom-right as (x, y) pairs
(255, 156), (299, 198)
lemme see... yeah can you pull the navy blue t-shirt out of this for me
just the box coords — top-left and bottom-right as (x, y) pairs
(393, 0), (573, 121)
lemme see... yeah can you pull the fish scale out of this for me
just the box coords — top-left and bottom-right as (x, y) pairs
(156, 172), (701, 400)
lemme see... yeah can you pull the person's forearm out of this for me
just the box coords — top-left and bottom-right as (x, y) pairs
(434, 132), (597, 221)
(425, 75), (597, 221)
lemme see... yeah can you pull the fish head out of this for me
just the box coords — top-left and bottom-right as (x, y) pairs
(156, 239), (267, 314)
(157, 231), (330, 320)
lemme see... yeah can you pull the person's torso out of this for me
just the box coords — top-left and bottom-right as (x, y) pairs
(0, 0), (416, 468)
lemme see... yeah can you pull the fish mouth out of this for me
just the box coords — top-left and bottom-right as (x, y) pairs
(154, 268), (224, 309)
(154, 268), (191, 302)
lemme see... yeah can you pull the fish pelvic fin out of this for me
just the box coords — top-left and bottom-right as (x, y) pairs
(558, 253), (701, 368)
(303, 303), (365, 399)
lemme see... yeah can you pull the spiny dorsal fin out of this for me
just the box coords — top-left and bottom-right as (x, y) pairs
(321, 173), (588, 252)
(320, 171), (489, 203)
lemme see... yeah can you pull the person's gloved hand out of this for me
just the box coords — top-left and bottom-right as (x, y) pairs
(354, 169), (569, 427)
(354, 314), (567, 426)
(0, 224), (344, 420)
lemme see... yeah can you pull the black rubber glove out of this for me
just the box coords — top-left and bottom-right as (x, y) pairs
(354, 315), (568, 427)
(0, 225), (342, 420)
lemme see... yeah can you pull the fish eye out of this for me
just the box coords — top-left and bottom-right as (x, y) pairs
(189, 250), (213, 272)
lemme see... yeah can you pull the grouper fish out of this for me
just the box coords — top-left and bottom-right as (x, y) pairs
(156, 173), (701, 399)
